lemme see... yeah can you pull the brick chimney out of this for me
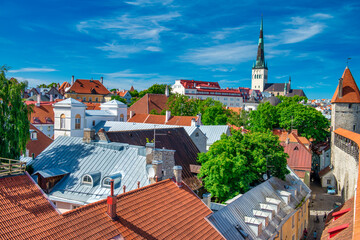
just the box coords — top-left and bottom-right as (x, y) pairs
(98, 128), (110, 142)
(173, 166), (182, 187)
(165, 110), (171, 123)
(83, 128), (95, 143)
(130, 111), (135, 119)
(146, 143), (175, 179)
(36, 94), (41, 107)
(338, 78), (343, 98)
(71, 75), (75, 86)
(107, 180), (117, 219)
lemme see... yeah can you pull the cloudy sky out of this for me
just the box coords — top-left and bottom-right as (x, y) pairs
(1, 0), (359, 99)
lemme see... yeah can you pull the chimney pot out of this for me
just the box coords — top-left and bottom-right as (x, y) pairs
(152, 160), (163, 181)
(83, 128), (95, 143)
(173, 165), (182, 187)
(123, 185), (126, 193)
(202, 193), (211, 208)
(137, 181), (140, 189)
(165, 110), (171, 122)
(50, 94), (53, 102)
(71, 75), (75, 85)
(36, 94), (41, 107)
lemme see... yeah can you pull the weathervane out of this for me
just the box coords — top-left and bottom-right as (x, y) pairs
(347, 57), (351, 67)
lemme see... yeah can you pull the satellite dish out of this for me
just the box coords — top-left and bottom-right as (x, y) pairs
(263, 174), (268, 180)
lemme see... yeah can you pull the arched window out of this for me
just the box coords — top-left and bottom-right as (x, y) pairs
(102, 177), (111, 187)
(82, 175), (92, 185)
(60, 114), (66, 129)
(75, 114), (81, 129)
(120, 114), (124, 122)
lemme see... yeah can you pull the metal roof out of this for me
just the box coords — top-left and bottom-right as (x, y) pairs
(34, 168), (69, 178)
(30, 136), (149, 204)
(53, 98), (86, 107)
(198, 125), (230, 146)
(85, 110), (114, 116)
(207, 167), (311, 240)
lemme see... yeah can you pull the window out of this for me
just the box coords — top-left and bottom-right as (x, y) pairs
(88, 97), (92, 102)
(73, 205), (80, 210)
(327, 179), (331, 184)
(82, 175), (92, 185)
(349, 104), (352, 108)
(53, 201), (57, 206)
(102, 177), (111, 187)
(75, 114), (81, 129)
(353, 125), (356, 132)
(60, 114), (66, 129)
(30, 131), (37, 140)
(83, 97), (86, 102)
(195, 132), (199, 137)
(95, 97), (99, 102)
(92, 120), (96, 126)
(120, 114), (124, 122)
(47, 126), (51, 131)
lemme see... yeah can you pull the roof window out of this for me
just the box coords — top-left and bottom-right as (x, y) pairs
(102, 172), (122, 188)
(82, 171), (101, 187)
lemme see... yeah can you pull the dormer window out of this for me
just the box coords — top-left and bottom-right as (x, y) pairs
(82, 175), (92, 185)
(102, 177), (111, 187)
(30, 131), (37, 140)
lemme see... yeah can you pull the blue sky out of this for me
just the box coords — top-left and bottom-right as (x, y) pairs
(1, 0), (359, 99)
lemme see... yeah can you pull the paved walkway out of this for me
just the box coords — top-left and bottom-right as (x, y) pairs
(307, 181), (342, 239)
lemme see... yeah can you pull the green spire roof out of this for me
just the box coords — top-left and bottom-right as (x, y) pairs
(254, 16), (267, 69)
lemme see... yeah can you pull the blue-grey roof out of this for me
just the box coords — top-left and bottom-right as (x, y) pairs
(34, 168), (69, 178)
(198, 125), (230, 146)
(207, 167), (311, 240)
(101, 99), (127, 107)
(85, 110), (114, 116)
(30, 136), (149, 204)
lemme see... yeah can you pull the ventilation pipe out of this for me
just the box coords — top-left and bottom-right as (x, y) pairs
(36, 94), (41, 107)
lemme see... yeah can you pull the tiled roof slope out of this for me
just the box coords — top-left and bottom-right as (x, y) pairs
(26, 103), (54, 124)
(264, 83), (285, 92)
(67, 79), (110, 95)
(321, 197), (353, 240)
(286, 89), (306, 97)
(0, 174), (223, 240)
(106, 128), (202, 189)
(282, 142), (312, 172)
(331, 67), (360, 103)
(28, 124), (53, 157)
(128, 93), (168, 115)
(128, 113), (198, 126)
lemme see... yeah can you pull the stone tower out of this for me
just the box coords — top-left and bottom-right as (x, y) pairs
(251, 16), (268, 92)
(331, 67), (360, 134)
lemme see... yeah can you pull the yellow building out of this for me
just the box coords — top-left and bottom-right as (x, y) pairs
(64, 78), (110, 103)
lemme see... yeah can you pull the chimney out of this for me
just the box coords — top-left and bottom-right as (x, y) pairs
(130, 111), (135, 119)
(165, 85), (169, 97)
(173, 165), (182, 187)
(285, 138), (290, 145)
(191, 118), (196, 126)
(100, 76), (104, 84)
(98, 128), (110, 142)
(83, 128), (95, 143)
(107, 180), (117, 219)
(291, 129), (298, 136)
(165, 110), (171, 122)
(145, 143), (155, 164)
(71, 75), (75, 86)
(152, 160), (163, 181)
(338, 78), (343, 98)
(36, 94), (41, 107)
(202, 193), (211, 208)
(196, 113), (202, 126)
(50, 94), (53, 102)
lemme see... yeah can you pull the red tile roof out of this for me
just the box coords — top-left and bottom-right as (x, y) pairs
(0, 174), (223, 239)
(331, 67), (360, 103)
(180, 79), (220, 89)
(59, 81), (71, 92)
(67, 79), (110, 95)
(85, 102), (101, 110)
(26, 103), (54, 125)
(273, 129), (311, 146)
(281, 142), (312, 173)
(116, 90), (129, 97)
(128, 113), (198, 126)
(27, 124), (53, 157)
(319, 166), (332, 177)
(321, 197), (354, 240)
(128, 93), (169, 115)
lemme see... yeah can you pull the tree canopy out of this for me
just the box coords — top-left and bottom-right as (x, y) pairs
(110, 95), (128, 105)
(0, 67), (31, 159)
(198, 130), (289, 202)
(248, 96), (329, 142)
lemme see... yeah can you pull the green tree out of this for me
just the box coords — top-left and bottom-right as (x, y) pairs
(198, 130), (289, 202)
(228, 109), (249, 127)
(129, 89), (139, 98)
(139, 84), (171, 98)
(200, 99), (229, 125)
(248, 102), (279, 132)
(110, 95), (127, 105)
(0, 67), (31, 159)
(166, 93), (198, 116)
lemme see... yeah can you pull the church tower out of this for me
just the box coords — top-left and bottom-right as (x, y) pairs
(251, 17), (268, 92)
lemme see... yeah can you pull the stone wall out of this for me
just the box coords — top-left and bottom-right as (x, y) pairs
(331, 132), (359, 201)
(332, 103), (360, 134)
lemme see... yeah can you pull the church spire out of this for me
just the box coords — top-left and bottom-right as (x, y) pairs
(254, 16), (267, 69)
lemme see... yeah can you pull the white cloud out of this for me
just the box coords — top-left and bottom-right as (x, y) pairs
(210, 26), (247, 40)
(8, 68), (58, 73)
(182, 41), (257, 65)
(125, 0), (173, 6)
(96, 43), (161, 58)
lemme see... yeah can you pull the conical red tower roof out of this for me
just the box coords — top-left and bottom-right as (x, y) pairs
(331, 67), (360, 103)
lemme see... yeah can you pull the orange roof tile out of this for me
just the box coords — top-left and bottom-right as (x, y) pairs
(128, 113), (198, 126)
(321, 198), (354, 240)
(331, 67), (360, 103)
(0, 175), (222, 239)
(59, 81), (71, 91)
(128, 93), (169, 115)
(68, 79), (110, 95)
(85, 102), (101, 110)
(26, 103), (54, 124)
(27, 124), (53, 157)
(117, 90), (128, 97)
(227, 107), (243, 114)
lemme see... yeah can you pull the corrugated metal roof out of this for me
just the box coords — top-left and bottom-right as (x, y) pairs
(198, 125), (230, 146)
(207, 167), (311, 240)
(34, 168), (69, 178)
(31, 136), (149, 204)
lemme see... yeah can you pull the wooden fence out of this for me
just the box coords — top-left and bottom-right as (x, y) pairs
(0, 157), (26, 176)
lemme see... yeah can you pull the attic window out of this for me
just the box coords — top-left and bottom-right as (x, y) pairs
(294, 146), (299, 150)
(30, 131), (37, 140)
(102, 177), (111, 187)
(82, 175), (92, 185)
(195, 132), (199, 137)
(328, 224), (349, 238)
